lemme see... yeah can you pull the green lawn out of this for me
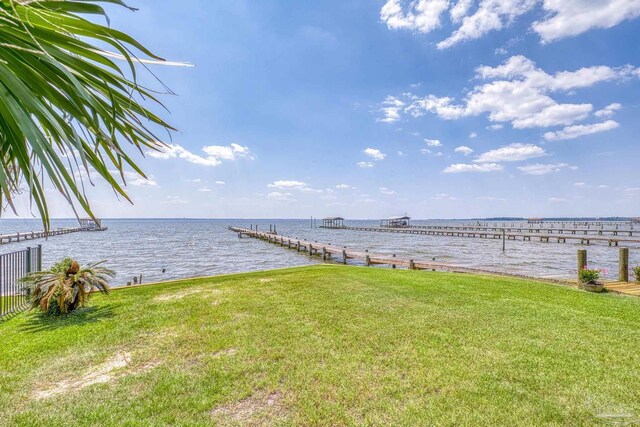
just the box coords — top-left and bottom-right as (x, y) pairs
(1, 265), (639, 426)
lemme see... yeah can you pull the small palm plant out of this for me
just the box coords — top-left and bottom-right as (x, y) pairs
(21, 258), (115, 315)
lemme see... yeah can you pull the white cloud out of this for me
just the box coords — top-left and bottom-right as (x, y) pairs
(379, 187), (397, 195)
(477, 196), (507, 201)
(469, 132), (478, 138)
(357, 161), (375, 168)
(517, 163), (570, 175)
(197, 187), (212, 192)
(111, 170), (157, 187)
(548, 197), (569, 203)
(381, 0), (449, 33)
(487, 124), (504, 130)
(421, 149), (443, 156)
(454, 146), (474, 156)
(148, 143), (252, 167)
(380, 0), (640, 48)
(433, 192), (457, 200)
(396, 56), (638, 129)
(438, 0), (539, 49)
(268, 180), (308, 190)
(443, 163), (504, 173)
(215, 181), (226, 185)
(377, 96), (406, 123)
(335, 184), (353, 189)
(162, 195), (188, 205)
(574, 182), (586, 187)
(594, 103), (622, 118)
(267, 180), (321, 193)
(267, 192), (295, 201)
(450, 0), (473, 22)
(424, 138), (442, 147)
(533, 0), (640, 43)
(363, 148), (386, 160)
(543, 120), (620, 141)
(474, 143), (545, 163)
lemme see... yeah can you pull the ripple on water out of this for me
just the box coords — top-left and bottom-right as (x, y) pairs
(0, 218), (638, 286)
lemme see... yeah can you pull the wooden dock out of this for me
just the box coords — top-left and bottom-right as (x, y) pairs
(321, 225), (640, 246)
(229, 226), (640, 297)
(602, 281), (640, 296)
(0, 226), (107, 244)
(405, 224), (637, 237)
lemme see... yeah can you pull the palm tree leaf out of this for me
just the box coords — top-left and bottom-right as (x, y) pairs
(0, 0), (174, 228)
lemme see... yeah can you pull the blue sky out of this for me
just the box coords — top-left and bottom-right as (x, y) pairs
(12, 0), (640, 219)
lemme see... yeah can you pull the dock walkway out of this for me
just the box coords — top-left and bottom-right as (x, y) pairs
(406, 224), (637, 237)
(0, 226), (107, 244)
(322, 226), (640, 246)
(229, 226), (639, 297)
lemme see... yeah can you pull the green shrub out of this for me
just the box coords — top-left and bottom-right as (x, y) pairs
(579, 267), (603, 284)
(633, 266), (640, 282)
(21, 259), (115, 316)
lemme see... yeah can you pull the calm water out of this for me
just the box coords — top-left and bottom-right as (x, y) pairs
(1, 218), (638, 286)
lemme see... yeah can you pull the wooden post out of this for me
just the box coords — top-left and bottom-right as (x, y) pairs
(392, 254), (396, 269)
(365, 255), (370, 266)
(409, 259), (415, 270)
(322, 247), (327, 260)
(577, 249), (587, 287)
(619, 247), (629, 282)
(342, 250), (347, 264)
(309, 244), (313, 255)
(502, 229), (506, 252)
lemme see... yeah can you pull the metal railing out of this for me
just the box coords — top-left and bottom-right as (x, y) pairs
(0, 245), (42, 319)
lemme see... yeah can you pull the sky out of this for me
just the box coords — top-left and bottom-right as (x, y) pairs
(9, 0), (640, 219)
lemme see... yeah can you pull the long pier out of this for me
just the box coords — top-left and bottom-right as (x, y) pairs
(0, 226), (106, 244)
(405, 224), (637, 237)
(229, 226), (571, 281)
(229, 226), (640, 297)
(322, 226), (640, 246)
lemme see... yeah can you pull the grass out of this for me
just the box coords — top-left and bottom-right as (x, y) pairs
(1, 265), (640, 426)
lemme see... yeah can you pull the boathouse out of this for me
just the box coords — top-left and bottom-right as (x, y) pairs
(321, 217), (345, 228)
(380, 216), (410, 228)
(79, 217), (104, 231)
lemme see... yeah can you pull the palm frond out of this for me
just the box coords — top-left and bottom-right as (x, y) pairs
(20, 257), (116, 315)
(0, 0), (173, 228)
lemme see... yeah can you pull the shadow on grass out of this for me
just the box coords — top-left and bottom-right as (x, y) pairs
(19, 305), (115, 333)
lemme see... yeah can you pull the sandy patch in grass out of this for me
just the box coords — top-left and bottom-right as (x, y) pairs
(155, 287), (222, 302)
(32, 351), (160, 400)
(258, 278), (274, 284)
(210, 391), (287, 425)
(213, 348), (237, 358)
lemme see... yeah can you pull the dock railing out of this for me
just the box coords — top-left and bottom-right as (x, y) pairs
(0, 245), (42, 319)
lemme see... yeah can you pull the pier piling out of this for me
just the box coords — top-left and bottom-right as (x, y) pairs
(577, 249), (587, 286)
(619, 248), (629, 282)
